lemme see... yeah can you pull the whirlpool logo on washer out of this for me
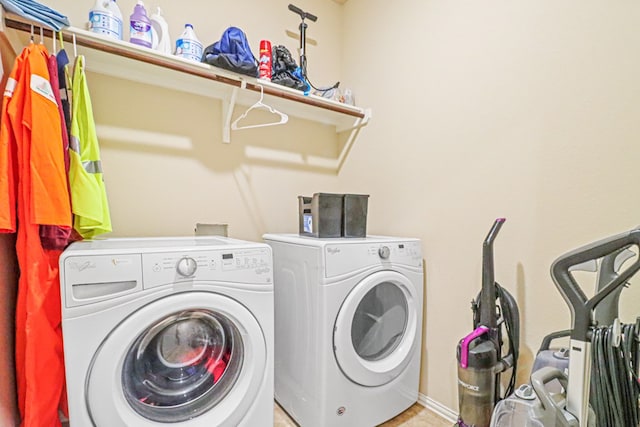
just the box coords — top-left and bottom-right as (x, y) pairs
(68, 260), (96, 272)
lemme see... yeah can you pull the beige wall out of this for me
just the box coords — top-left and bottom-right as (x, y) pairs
(42, 0), (346, 240)
(341, 0), (640, 411)
(21, 0), (640, 415)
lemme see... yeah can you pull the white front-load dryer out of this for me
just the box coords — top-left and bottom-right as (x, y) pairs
(263, 234), (424, 427)
(59, 237), (273, 427)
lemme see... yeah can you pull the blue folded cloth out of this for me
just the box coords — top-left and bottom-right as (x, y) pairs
(1, 0), (70, 31)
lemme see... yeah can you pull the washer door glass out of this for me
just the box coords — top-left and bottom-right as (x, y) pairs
(333, 271), (419, 387)
(86, 291), (267, 426)
(122, 310), (243, 423)
(351, 282), (408, 361)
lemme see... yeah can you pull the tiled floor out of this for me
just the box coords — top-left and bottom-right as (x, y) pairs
(62, 402), (452, 426)
(275, 402), (452, 427)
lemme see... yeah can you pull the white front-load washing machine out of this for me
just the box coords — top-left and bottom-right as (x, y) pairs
(263, 234), (424, 427)
(59, 236), (273, 427)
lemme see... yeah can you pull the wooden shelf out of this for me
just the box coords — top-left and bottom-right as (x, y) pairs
(3, 15), (371, 143)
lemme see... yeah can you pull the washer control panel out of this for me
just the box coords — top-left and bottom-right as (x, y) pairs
(142, 248), (272, 289)
(176, 256), (198, 277)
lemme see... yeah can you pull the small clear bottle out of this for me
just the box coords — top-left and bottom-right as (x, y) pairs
(343, 89), (355, 106)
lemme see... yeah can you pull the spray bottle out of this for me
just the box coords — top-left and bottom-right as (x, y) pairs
(89, 0), (123, 40)
(129, 1), (152, 48)
(258, 40), (272, 81)
(175, 24), (203, 62)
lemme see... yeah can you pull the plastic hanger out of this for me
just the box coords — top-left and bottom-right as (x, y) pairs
(231, 84), (288, 130)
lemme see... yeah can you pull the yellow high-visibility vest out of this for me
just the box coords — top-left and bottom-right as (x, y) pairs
(69, 55), (111, 238)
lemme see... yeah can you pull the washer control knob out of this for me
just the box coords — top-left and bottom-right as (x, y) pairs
(176, 257), (197, 277)
(378, 246), (391, 259)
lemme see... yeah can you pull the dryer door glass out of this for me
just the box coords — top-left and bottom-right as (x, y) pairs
(121, 309), (244, 423)
(333, 270), (419, 387)
(351, 281), (408, 361)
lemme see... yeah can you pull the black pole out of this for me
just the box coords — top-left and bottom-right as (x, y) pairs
(299, 21), (308, 77)
(289, 4), (316, 80)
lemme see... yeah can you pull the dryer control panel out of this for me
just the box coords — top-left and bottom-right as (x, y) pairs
(325, 240), (422, 278)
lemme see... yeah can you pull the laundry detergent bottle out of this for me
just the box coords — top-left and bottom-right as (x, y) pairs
(129, 1), (152, 48)
(89, 0), (123, 40)
(150, 7), (171, 54)
(175, 24), (203, 62)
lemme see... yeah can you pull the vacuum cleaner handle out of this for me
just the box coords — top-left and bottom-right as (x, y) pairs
(458, 326), (490, 369)
(551, 227), (640, 341)
(531, 366), (569, 410)
(538, 329), (571, 353)
(530, 367), (578, 427)
(594, 248), (635, 325)
(479, 218), (506, 329)
(602, 247), (636, 279)
(536, 251), (634, 353)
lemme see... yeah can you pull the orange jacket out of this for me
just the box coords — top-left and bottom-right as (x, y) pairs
(0, 47), (25, 233)
(1, 43), (72, 427)
(0, 30), (20, 427)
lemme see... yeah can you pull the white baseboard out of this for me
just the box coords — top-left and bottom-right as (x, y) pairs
(417, 393), (458, 423)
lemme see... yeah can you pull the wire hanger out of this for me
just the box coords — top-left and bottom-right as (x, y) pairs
(231, 84), (288, 130)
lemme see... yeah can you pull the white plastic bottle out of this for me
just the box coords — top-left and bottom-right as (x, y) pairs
(89, 0), (123, 40)
(129, 0), (152, 48)
(150, 7), (171, 54)
(175, 24), (203, 62)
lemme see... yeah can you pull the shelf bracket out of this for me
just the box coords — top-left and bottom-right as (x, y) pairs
(332, 108), (372, 172)
(336, 108), (372, 134)
(222, 84), (241, 143)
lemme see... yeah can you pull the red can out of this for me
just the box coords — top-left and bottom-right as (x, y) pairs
(258, 40), (272, 80)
